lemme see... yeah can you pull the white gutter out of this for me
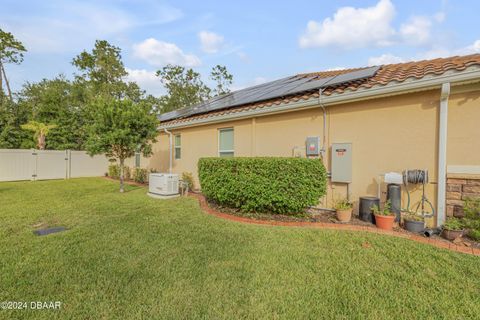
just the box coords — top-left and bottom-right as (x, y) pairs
(163, 128), (173, 173)
(158, 66), (480, 130)
(437, 83), (450, 227)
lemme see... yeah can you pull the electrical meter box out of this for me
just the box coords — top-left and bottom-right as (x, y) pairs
(305, 137), (320, 156)
(331, 143), (352, 183)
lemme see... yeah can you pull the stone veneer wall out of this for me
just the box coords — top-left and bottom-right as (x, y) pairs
(446, 173), (480, 217)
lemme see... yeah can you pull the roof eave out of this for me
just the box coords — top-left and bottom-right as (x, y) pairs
(158, 66), (480, 130)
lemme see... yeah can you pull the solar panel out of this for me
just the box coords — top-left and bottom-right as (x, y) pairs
(322, 66), (379, 87)
(158, 66), (380, 122)
(251, 77), (317, 102)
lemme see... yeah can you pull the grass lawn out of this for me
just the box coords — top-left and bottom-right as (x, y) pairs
(1, 178), (479, 319)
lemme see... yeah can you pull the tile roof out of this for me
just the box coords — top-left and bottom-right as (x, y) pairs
(161, 54), (480, 126)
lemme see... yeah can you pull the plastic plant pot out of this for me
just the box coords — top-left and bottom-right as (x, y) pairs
(404, 219), (425, 233)
(336, 209), (352, 223)
(374, 214), (395, 231)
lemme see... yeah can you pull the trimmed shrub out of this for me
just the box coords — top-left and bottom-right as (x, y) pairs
(108, 164), (120, 179)
(133, 168), (148, 184)
(108, 164), (132, 180)
(198, 157), (327, 214)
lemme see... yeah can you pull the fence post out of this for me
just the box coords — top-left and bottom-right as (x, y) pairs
(31, 149), (37, 181)
(65, 150), (70, 179)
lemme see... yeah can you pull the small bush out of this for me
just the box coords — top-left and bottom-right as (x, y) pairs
(464, 197), (480, 240)
(182, 172), (194, 191)
(108, 164), (133, 180)
(133, 168), (148, 184)
(124, 166), (131, 180)
(108, 164), (120, 179)
(443, 217), (464, 231)
(198, 157), (327, 214)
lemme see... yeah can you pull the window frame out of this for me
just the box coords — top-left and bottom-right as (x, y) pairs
(218, 127), (234, 157)
(174, 134), (181, 160)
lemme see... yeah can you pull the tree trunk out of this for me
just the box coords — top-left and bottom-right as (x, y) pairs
(0, 63), (12, 101)
(119, 158), (125, 193)
(38, 134), (46, 150)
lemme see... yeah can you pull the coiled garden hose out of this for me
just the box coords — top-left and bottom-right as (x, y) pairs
(402, 169), (435, 217)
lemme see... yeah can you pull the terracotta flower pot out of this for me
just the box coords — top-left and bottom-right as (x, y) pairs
(441, 229), (464, 241)
(336, 209), (352, 223)
(374, 214), (395, 231)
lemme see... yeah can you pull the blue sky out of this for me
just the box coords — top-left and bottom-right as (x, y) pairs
(2, 0), (480, 96)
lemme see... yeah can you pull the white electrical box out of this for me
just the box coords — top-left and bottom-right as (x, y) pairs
(331, 143), (352, 183)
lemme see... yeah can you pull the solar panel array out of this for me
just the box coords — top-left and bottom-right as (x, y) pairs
(159, 66), (380, 122)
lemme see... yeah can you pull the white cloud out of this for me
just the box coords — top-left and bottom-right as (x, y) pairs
(198, 31), (224, 53)
(415, 40), (480, 60)
(434, 12), (446, 23)
(236, 51), (250, 62)
(461, 40), (480, 54)
(326, 67), (346, 71)
(252, 77), (268, 85)
(125, 68), (164, 97)
(400, 16), (433, 45)
(133, 38), (201, 67)
(368, 39), (480, 66)
(231, 76), (268, 91)
(0, 0), (183, 54)
(299, 0), (395, 49)
(368, 54), (404, 66)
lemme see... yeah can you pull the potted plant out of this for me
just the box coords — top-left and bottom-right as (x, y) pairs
(441, 217), (464, 241)
(334, 198), (353, 223)
(403, 212), (425, 233)
(371, 200), (395, 231)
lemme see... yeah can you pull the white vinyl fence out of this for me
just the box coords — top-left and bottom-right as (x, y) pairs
(0, 149), (110, 182)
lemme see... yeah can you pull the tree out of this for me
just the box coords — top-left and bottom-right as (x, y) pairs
(156, 64), (211, 113)
(17, 76), (89, 150)
(21, 121), (57, 150)
(72, 40), (142, 100)
(0, 28), (27, 100)
(210, 65), (233, 96)
(0, 98), (33, 148)
(85, 98), (158, 192)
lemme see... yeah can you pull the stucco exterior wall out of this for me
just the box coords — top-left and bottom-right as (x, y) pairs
(147, 82), (480, 218)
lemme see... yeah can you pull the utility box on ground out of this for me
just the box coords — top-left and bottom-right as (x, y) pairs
(331, 143), (352, 183)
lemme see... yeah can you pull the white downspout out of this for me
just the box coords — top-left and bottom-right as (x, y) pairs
(437, 82), (450, 227)
(318, 88), (327, 159)
(164, 128), (173, 173)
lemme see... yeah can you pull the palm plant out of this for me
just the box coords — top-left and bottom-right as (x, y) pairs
(21, 121), (57, 149)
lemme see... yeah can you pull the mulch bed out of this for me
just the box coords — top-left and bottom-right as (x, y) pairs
(190, 193), (480, 256)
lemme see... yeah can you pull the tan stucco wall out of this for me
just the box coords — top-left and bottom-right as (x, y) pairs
(146, 83), (480, 218)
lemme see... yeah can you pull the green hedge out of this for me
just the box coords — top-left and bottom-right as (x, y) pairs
(198, 157), (327, 214)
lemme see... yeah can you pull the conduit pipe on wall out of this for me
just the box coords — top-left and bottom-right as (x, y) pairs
(163, 128), (173, 173)
(437, 83), (450, 227)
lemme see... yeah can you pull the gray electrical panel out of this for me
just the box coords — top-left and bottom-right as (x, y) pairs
(305, 137), (320, 156)
(331, 143), (352, 183)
